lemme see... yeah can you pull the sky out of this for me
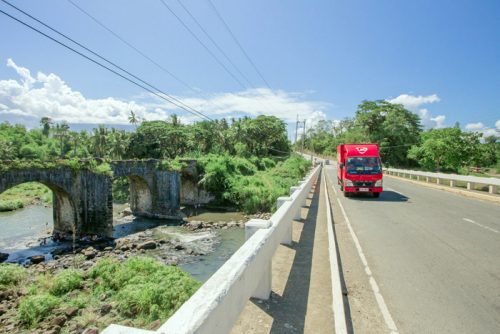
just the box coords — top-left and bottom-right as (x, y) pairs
(0, 0), (499, 140)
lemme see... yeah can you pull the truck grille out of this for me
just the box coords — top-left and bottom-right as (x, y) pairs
(353, 181), (375, 187)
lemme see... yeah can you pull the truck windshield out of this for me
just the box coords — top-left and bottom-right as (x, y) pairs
(346, 157), (381, 175)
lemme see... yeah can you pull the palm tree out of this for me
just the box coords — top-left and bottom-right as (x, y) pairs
(128, 110), (139, 129)
(53, 121), (70, 157)
(91, 125), (109, 158)
(40, 117), (52, 137)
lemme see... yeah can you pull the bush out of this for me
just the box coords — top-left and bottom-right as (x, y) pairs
(49, 269), (83, 296)
(0, 263), (27, 288)
(18, 294), (60, 327)
(0, 199), (23, 212)
(90, 257), (200, 322)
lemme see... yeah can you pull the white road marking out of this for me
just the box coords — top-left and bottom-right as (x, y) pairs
(323, 173), (348, 334)
(463, 218), (499, 234)
(330, 177), (399, 334)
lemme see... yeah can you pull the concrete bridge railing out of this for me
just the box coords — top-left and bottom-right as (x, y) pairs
(102, 164), (322, 334)
(385, 168), (500, 194)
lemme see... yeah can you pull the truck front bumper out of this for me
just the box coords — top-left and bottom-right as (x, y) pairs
(344, 186), (383, 193)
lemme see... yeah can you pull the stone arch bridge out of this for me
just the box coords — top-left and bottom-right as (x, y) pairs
(0, 160), (207, 238)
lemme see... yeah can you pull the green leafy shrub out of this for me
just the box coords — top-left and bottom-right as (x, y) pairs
(0, 263), (27, 288)
(112, 177), (130, 203)
(18, 294), (60, 327)
(90, 257), (200, 322)
(49, 269), (83, 296)
(0, 199), (23, 212)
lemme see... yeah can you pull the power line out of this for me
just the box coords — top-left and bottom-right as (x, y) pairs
(1, 0), (210, 121)
(207, 0), (271, 89)
(159, 0), (247, 90)
(0, 7), (212, 121)
(65, 0), (198, 94)
(176, 0), (254, 88)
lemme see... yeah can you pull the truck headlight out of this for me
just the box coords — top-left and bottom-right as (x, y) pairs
(345, 180), (354, 187)
(375, 180), (383, 187)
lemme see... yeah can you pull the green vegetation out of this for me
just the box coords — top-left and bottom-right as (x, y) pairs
(0, 263), (27, 288)
(18, 294), (61, 328)
(112, 177), (130, 204)
(1, 114), (311, 213)
(303, 100), (499, 173)
(1, 256), (200, 331)
(0, 182), (52, 211)
(196, 154), (310, 213)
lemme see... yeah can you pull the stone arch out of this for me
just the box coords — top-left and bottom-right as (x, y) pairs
(0, 181), (77, 236)
(124, 175), (153, 216)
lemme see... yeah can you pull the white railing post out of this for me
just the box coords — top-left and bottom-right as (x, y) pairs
(289, 186), (300, 196)
(426, 176), (429, 182)
(489, 185), (497, 194)
(277, 196), (293, 245)
(450, 180), (455, 187)
(436, 178), (441, 185)
(245, 219), (272, 299)
(467, 182), (475, 190)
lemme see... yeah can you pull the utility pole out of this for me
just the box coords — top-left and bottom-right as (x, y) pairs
(301, 119), (306, 154)
(294, 114), (299, 145)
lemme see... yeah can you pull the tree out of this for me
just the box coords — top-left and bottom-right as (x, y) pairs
(53, 121), (70, 158)
(128, 110), (140, 129)
(355, 100), (422, 166)
(408, 128), (482, 171)
(91, 125), (109, 158)
(40, 117), (52, 137)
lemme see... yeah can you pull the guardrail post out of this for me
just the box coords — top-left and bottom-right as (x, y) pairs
(276, 196), (292, 245)
(467, 182), (475, 190)
(450, 180), (455, 187)
(489, 185), (497, 194)
(245, 219), (272, 299)
(289, 186), (300, 196)
(436, 178), (441, 185)
(416, 175), (420, 181)
(426, 176), (429, 182)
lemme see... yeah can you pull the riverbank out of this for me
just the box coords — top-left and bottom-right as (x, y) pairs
(0, 182), (51, 212)
(0, 215), (251, 333)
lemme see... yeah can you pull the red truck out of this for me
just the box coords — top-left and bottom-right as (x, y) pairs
(337, 144), (383, 197)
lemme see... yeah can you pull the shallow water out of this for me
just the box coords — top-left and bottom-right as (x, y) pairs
(0, 205), (245, 280)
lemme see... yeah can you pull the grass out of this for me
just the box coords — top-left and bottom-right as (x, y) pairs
(0, 263), (28, 288)
(3, 256), (200, 331)
(197, 154), (311, 213)
(0, 182), (52, 212)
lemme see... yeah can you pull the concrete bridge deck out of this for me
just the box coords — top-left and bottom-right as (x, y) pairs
(232, 173), (336, 333)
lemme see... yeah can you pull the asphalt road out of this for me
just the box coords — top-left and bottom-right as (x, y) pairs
(324, 165), (500, 334)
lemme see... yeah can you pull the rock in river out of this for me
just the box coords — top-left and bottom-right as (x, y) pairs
(29, 255), (45, 264)
(137, 241), (157, 250)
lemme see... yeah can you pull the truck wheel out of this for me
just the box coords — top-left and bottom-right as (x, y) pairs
(373, 192), (380, 198)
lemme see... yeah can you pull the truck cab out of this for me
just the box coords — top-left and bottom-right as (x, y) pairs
(337, 144), (383, 198)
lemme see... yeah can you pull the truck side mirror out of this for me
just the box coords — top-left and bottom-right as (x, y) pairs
(339, 163), (344, 169)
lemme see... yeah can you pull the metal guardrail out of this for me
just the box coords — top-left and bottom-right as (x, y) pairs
(102, 165), (322, 334)
(385, 168), (500, 194)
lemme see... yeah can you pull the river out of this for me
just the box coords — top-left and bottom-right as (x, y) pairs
(0, 204), (245, 282)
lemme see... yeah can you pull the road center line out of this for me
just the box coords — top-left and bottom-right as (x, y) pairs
(329, 174), (399, 334)
(463, 218), (499, 234)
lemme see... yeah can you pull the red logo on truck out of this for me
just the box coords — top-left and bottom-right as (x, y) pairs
(356, 147), (368, 154)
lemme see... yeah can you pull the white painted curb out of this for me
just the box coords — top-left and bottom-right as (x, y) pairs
(323, 171), (348, 334)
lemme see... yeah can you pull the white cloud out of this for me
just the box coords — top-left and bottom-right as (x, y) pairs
(0, 59), (329, 130)
(465, 122), (485, 130)
(388, 94), (440, 110)
(464, 122), (499, 138)
(388, 93), (445, 129)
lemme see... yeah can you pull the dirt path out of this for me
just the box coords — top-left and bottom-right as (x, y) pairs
(231, 174), (335, 334)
